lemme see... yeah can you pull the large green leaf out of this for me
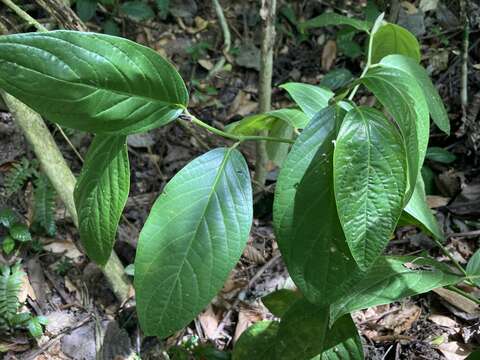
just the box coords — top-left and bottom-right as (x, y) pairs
(321, 315), (364, 360)
(280, 83), (334, 118)
(300, 13), (371, 32)
(262, 289), (302, 317)
(361, 64), (429, 201)
(380, 55), (450, 135)
(334, 106), (407, 270)
(135, 148), (253, 338)
(276, 107), (363, 304)
(266, 120), (294, 167)
(74, 135), (130, 265)
(0, 31), (188, 134)
(426, 147), (456, 164)
(403, 177), (443, 240)
(275, 299), (329, 360)
(330, 256), (463, 322)
(232, 321), (278, 360)
(370, 23), (420, 64)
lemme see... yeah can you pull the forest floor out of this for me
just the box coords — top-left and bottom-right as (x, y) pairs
(1, 0), (480, 359)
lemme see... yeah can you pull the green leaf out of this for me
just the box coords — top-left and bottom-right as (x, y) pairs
(426, 147), (456, 164)
(467, 249), (480, 287)
(300, 13), (371, 32)
(403, 177), (443, 240)
(275, 299), (329, 360)
(0, 31), (188, 134)
(421, 165), (435, 195)
(9, 223), (31, 242)
(320, 68), (354, 91)
(103, 19), (121, 36)
(467, 350), (480, 360)
(262, 289), (301, 317)
(361, 64), (429, 201)
(155, 0), (170, 19)
(232, 321), (278, 360)
(74, 135), (130, 265)
(226, 108), (308, 136)
(27, 317), (44, 338)
(334, 106), (407, 270)
(266, 120), (294, 167)
(274, 106), (361, 305)
(33, 174), (57, 236)
(330, 256), (462, 322)
(336, 28), (363, 59)
(380, 55), (450, 135)
(2, 236), (15, 255)
(76, 0), (97, 21)
(0, 208), (17, 228)
(321, 315), (364, 360)
(120, 1), (155, 21)
(279, 83), (334, 118)
(370, 23), (420, 64)
(135, 148), (253, 338)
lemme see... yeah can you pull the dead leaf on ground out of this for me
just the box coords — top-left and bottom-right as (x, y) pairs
(18, 272), (36, 303)
(383, 304), (421, 335)
(198, 305), (220, 340)
(438, 341), (470, 360)
(243, 243), (266, 264)
(229, 90), (258, 117)
(428, 314), (459, 328)
(321, 40), (337, 71)
(43, 241), (83, 261)
(233, 303), (266, 343)
(434, 288), (480, 315)
(427, 195), (450, 208)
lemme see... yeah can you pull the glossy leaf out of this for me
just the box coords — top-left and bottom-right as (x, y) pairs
(361, 64), (429, 201)
(466, 249), (480, 287)
(300, 13), (371, 32)
(280, 83), (334, 118)
(0, 208), (17, 228)
(226, 108), (308, 136)
(426, 147), (456, 164)
(74, 135), (130, 265)
(321, 315), (364, 360)
(403, 177), (443, 240)
(334, 106), (407, 270)
(135, 148), (253, 338)
(381, 55), (450, 135)
(266, 120), (294, 166)
(262, 289), (301, 317)
(370, 23), (420, 64)
(275, 299), (329, 360)
(330, 256), (463, 322)
(0, 31), (188, 134)
(9, 223), (31, 242)
(232, 321), (278, 360)
(320, 68), (354, 91)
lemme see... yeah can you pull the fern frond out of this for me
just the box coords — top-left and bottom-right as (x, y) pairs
(33, 174), (57, 236)
(0, 263), (24, 325)
(3, 158), (36, 197)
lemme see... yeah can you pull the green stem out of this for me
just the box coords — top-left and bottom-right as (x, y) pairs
(446, 285), (480, 305)
(433, 237), (469, 278)
(0, 0), (47, 32)
(186, 112), (295, 145)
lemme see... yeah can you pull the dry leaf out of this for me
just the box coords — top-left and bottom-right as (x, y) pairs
(322, 40), (337, 71)
(428, 314), (458, 328)
(233, 303), (265, 343)
(401, 1), (418, 14)
(198, 305), (220, 339)
(18, 273), (36, 303)
(243, 244), (266, 264)
(43, 241), (83, 260)
(438, 341), (470, 360)
(383, 304), (421, 335)
(434, 288), (480, 315)
(427, 195), (450, 208)
(198, 59), (214, 70)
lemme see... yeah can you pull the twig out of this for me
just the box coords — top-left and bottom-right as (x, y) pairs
(0, 0), (45, 31)
(207, 0), (232, 79)
(212, 253), (281, 339)
(432, 237), (469, 279)
(446, 285), (480, 305)
(447, 229), (480, 239)
(253, 0), (277, 192)
(460, 0), (469, 125)
(34, 0), (88, 31)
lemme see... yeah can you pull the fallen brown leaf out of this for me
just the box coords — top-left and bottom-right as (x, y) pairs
(198, 305), (220, 340)
(438, 341), (470, 360)
(321, 40), (337, 71)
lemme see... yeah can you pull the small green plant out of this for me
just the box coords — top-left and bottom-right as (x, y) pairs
(0, 209), (32, 255)
(0, 263), (47, 338)
(0, 12), (475, 358)
(3, 157), (37, 197)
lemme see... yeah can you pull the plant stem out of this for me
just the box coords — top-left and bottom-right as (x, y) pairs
(185, 112), (294, 144)
(254, 0), (277, 191)
(0, 0), (47, 31)
(207, 0), (231, 79)
(446, 285), (480, 305)
(433, 238), (469, 279)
